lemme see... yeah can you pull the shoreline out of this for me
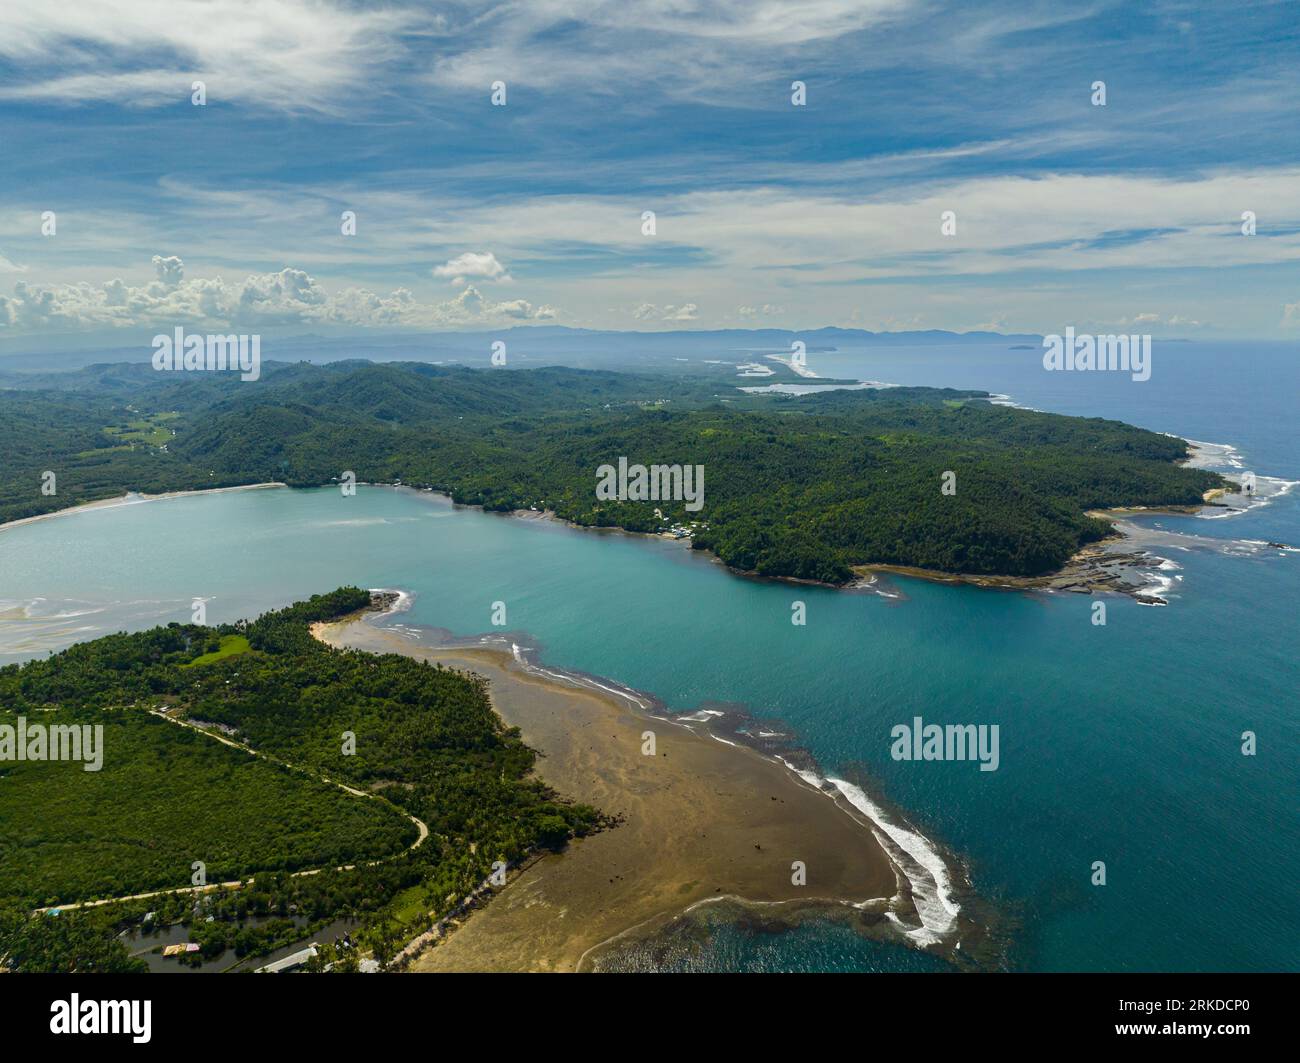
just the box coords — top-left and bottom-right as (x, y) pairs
(2, 436), (1265, 607)
(0, 482), (287, 534)
(311, 597), (977, 972)
(852, 439), (1272, 603)
(851, 529), (1169, 604)
(0, 474), (1224, 609)
(428, 434), (1263, 602)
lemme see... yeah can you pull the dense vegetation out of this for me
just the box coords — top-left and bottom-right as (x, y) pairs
(0, 588), (603, 972)
(0, 359), (1226, 581)
(0, 711), (416, 906)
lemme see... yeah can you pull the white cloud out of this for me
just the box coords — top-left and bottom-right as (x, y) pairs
(494, 297), (552, 319)
(633, 302), (698, 322)
(1110, 312), (1205, 329)
(0, 257), (559, 332)
(247, 167), (1300, 297)
(0, 0), (418, 113)
(433, 251), (511, 285)
(427, 0), (913, 93)
(151, 254), (184, 288)
(545, 1), (909, 44)
(425, 168), (1300, 285)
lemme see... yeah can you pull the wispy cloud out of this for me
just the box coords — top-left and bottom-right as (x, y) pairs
(0, 0), (419, 114)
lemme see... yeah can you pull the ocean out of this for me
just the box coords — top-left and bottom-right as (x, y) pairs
(1, 340), (1295, 971)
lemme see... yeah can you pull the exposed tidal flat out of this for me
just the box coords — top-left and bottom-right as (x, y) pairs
(313, 608), (979, 971)
(1, 343), (1296, 971)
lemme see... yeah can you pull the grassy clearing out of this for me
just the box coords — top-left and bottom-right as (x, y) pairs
(182, 634), (252, 667)
(104, 411), (179, 448)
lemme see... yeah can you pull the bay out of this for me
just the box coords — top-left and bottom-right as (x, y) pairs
(2, 340), (1295, 972)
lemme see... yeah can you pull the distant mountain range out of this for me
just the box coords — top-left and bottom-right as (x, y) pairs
(0, 325), (1045, 374)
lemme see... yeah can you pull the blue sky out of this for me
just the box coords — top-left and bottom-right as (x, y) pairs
(2, 0), (1299, 346)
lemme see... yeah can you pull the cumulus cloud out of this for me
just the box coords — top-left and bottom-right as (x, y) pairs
(494, 297), (555, 319)
(320, 286), (418, 327)
(433, 251), (511, 285)
(0, 257), (559, 332)
(151, 254), (184, 288)
(632, 302), (698, 322)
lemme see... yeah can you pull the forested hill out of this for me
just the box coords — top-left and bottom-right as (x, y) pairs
(0, 360), (1226, 581)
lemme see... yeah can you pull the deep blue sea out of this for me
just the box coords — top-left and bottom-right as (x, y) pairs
(2, 340), (1295, 971)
